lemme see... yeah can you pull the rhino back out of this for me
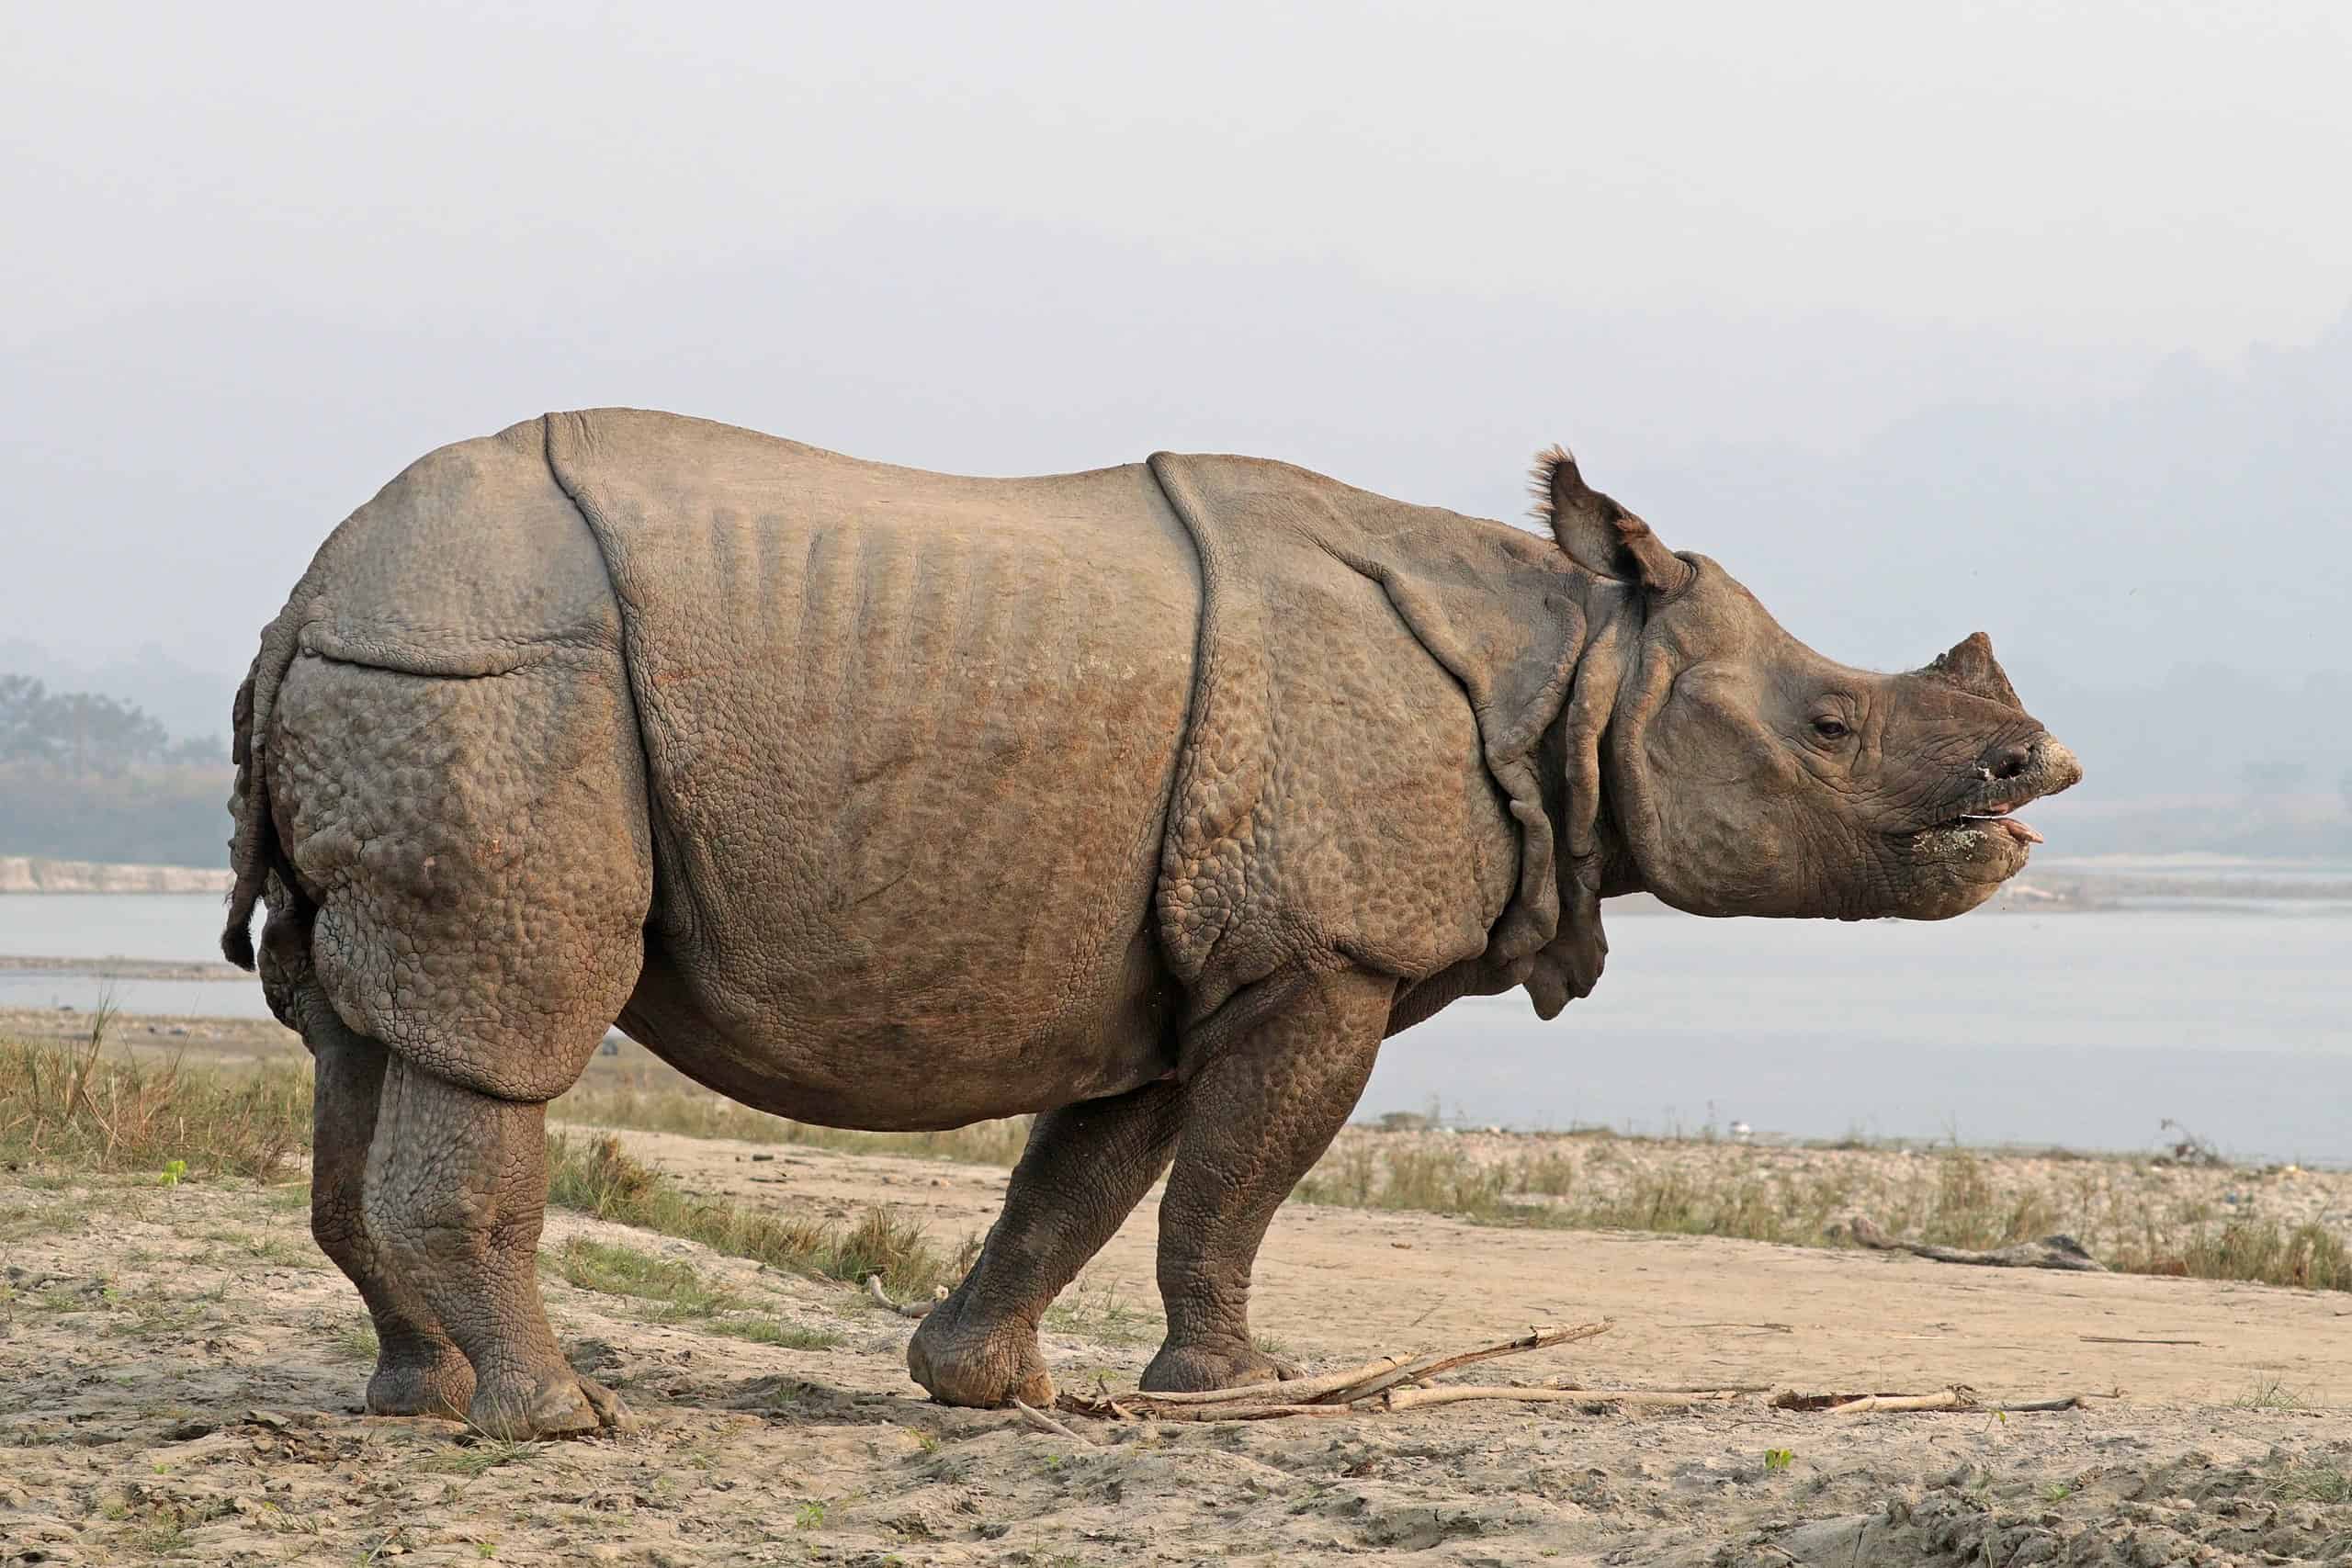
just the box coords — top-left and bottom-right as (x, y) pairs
(546, 411), (1200, 1113)
(278, 417), (623, 676)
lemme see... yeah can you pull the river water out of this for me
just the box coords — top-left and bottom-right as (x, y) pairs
(3, 886), (2346, 1164)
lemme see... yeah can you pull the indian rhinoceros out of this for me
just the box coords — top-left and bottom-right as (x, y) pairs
(221, 409), (2080, 1437)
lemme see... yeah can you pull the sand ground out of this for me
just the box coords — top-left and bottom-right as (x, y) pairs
(6, 1124), (2352, 1567)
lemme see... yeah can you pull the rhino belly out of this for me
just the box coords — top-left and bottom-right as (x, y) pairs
(587, 451), (1203, 1128)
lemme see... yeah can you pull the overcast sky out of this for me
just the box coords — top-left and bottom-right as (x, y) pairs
(4, 2), (2346, 705)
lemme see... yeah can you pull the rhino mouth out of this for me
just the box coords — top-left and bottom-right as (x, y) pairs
(1939, 799), (2044, 847)
(1906, 797), (2049, 871)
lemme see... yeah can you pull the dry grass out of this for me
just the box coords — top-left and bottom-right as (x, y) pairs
(0, 1030), (962, 1300)
(7, 1023), (2344, 1296)
(1293, 1134), (2352, 1292)
(0, 1026), (307, 1180)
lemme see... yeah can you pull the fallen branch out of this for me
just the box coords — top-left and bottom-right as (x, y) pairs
(1321, 1322), (1615, 1405)
(1116, 1353), (1412, 1408)
(2079, 1336), (2201, 1347)
(1544, 1387), (1755, 1408)
(1023, 1315), (2083, 1427)
(1012, 1399), (1090, 1444)
(1844, 1216), (2106, 1272)
(1382, 1384), (1748, 1413)
(865, 1275), (943, 1319)
(1055, 1322), (1611, 1423)
(1827, 1388), (1973, 1416)
(1092, 1401), (1366, 1423)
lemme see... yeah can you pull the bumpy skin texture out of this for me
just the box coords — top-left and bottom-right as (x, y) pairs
(224, 411), (2081, 1426)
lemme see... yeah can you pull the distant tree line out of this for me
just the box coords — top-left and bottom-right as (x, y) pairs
(0, 675), (230, 865)
(0, 675), (224, 772)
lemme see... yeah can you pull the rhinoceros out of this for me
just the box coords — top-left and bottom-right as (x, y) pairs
(221, 409), (2080, 1437)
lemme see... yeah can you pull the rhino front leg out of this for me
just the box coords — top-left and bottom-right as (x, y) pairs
(364, 1058), (631, 1439)
(908, 1079), (1186, 1407)
(1143, 967), (1393, 1393)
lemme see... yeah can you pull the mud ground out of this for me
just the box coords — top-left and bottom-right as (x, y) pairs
(5, 1127), (2351, 1566)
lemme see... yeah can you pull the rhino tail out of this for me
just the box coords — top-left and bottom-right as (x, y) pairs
(220, 613), (301, 969)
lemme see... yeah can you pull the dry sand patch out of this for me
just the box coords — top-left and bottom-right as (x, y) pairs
(4, 1132), (2350, 1566)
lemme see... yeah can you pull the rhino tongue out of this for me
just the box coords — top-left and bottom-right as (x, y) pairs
(1973, 815), (2043, 845)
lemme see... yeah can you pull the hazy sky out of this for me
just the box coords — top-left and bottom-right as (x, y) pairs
(4, 1), (2347, 699)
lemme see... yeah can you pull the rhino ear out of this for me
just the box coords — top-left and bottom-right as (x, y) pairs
(1922, 631), (2024, 709)
(1532, 446), (1693, 596)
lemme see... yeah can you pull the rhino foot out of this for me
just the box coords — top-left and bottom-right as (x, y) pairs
(467, 1368), (636, 1440)
(364, 1343), (476, 1421)
(907, 1299), (1055, 1409)
(1138, 1339), (1302, 1395)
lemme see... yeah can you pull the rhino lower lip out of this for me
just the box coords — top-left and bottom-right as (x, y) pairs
(1961, 814), (2044, 845)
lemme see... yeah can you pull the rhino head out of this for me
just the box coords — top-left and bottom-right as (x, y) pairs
(1540, 450), (2082, 925)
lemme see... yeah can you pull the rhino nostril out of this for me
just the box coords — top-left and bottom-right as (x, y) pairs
(1984, 742), (2032, 782)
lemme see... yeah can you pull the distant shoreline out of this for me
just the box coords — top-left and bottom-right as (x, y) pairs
(0, 953), (247, 980)
(0, 855), (232, 895)
(6, 853), (2351, 910)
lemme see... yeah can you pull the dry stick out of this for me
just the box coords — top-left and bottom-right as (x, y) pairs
(1384, 1386), (1603, 1412)
(1553, 1389), (1753, 1408)
(1385, 1321), (1613, 1385)
(2079, 1336), (2202, 1347)
(1383, 1384), (1747, 1413)
(1012, 1399), (1090, 1444)
(1114, 1401), (1369, 1423)
(1066, 1323), (1616, 1424)
(1990, 1396), (2084, 1413)
(1828, 1390), (1971, 1415)
(864, 1275), (935, 1319)
(1555, 1382), (1775, 1395)
(1322, 1321), (1613, 1405)
(1116, 1353), (1414, 1408)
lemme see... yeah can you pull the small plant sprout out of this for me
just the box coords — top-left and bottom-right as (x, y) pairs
(1763, 1449), (1794, 1472)
(158, 1158), (187, 1188)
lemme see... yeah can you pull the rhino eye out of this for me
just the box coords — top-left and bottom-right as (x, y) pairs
(1812, 716), (1850, 740)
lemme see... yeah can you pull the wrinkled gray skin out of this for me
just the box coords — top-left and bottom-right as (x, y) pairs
(221, 411), (2081, 1436)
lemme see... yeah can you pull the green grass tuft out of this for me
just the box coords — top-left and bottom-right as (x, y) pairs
(546, 1133), (956, 1300)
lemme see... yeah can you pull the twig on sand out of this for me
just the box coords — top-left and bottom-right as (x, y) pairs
(1773, 1385), (2087, 1416)
(1021, 1316), (2085, 1426)
(1826, 1388), (1973, 1416)
(865, 1275), (942, 1319)
(1383, 1384), (1749, 1413)
(2079, 1336), (2202, 1347)
(1543, 1386), (1758, 1408)
(1054, 1322), (1613, 1423)
(1012, 1399), (1091, 1444)
(1843, 1215), (2107, 1272)
(1117, 1353), (1414, 1408)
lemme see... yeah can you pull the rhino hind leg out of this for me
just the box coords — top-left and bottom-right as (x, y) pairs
(262, 906), (474, 1417)
(1139, 968), (1393, 1394)
(908, 1079), (1187, 1407)
(311, 1011), (477, 1418)
(265, 651), (653, 1435)
(364, 1056), (632, 1438)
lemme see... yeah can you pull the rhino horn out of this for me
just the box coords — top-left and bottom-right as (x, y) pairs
(1920, 631), (2024, 710)
(1532, 446), (1693, 597)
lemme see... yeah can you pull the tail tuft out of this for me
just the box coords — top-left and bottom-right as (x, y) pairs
(221, 620), (299, 969)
